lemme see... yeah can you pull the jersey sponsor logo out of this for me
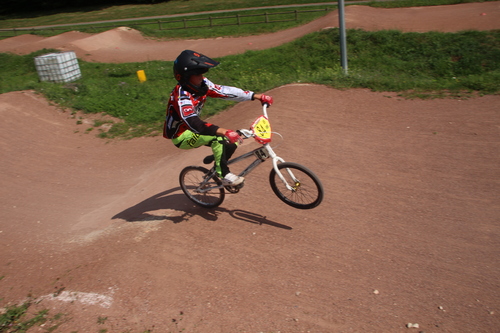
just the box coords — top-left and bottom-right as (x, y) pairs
(182, 106), (194, 117)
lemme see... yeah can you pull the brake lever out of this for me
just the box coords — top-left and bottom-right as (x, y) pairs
(237, 129), (253, 139)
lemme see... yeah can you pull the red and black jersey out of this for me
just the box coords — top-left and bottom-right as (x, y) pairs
(163, 78), (254, 139)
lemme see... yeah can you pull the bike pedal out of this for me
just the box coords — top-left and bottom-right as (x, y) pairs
(225, 183), (244, 193)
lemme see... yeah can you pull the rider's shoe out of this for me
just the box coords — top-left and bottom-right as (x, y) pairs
(222, 172), (245, 186)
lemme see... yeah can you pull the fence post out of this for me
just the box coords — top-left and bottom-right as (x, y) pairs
(183, 19), (187, 29)
(158, 20), (162, 30)
(237, 14), (240, 25)
(338, 0), (348, 75)
(209, 16), (212, 27)
(265, 12), (269, 23)
(295, 10), (298, 21)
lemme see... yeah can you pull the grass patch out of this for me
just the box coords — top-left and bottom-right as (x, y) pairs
(1, 28), (498, 138)
(0, 301), (65, 332)
(134, 7), (334, 40)
(0, 300), (150, 332)
(367, 0), (498, 8)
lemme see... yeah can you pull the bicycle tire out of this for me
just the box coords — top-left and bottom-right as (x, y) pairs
(269, 162), (324, 209)
(179, 166), (225, 208)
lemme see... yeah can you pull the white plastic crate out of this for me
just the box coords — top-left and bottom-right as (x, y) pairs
(34, 51), (81, 83)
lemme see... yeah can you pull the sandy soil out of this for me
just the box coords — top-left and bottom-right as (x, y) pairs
(0, 3), (499, 332)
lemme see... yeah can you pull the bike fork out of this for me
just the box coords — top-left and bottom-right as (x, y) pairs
(268, 150), (298, 192)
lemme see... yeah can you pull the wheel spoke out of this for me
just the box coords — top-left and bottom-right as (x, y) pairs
(180, 166), (224, 208)
(269, 162), (323, 209)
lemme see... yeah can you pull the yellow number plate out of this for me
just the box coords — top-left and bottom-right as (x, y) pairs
(251, 116), (272, 144)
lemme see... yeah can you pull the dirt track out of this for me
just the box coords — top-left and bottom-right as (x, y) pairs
(0, 3), (499, 332)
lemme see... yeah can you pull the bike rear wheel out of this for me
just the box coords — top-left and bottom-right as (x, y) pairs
(179, 166), (225, 208)
(269, 162), (324, 209)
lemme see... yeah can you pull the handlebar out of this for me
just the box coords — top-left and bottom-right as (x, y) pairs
(262, 103), (269, 118)
(236, 103), (272, 143)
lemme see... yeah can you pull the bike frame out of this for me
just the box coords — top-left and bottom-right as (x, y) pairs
(199, 105), (297, 192)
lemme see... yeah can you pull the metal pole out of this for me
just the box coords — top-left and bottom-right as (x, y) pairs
(338, 0), (348, 75)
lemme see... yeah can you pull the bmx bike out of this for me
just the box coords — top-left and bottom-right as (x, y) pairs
(179, 104), (324, 209)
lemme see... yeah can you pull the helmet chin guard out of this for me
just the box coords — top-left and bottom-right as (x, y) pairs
(185, 79), (209, 96)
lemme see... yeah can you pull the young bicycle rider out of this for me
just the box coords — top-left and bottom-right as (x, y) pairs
(163, 49), (273, 186)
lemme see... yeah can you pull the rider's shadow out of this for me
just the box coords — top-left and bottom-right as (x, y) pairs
(111, 187), (292, 230)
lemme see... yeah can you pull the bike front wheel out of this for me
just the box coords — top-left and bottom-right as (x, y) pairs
(269, 162), (324, 209)
(179, 166), (225, 208)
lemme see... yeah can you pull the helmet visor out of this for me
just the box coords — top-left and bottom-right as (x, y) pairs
(189, 68), (209, 76)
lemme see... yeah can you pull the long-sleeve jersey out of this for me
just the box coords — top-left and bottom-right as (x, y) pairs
(163, 78), (254, 139)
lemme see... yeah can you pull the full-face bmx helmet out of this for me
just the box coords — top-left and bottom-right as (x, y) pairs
(173, 50), (220, 96)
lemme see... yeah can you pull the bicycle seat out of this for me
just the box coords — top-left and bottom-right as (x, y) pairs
(203, 155), (214, 164)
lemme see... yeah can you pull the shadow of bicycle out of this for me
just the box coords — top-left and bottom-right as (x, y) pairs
(111, 187), (292, 230)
